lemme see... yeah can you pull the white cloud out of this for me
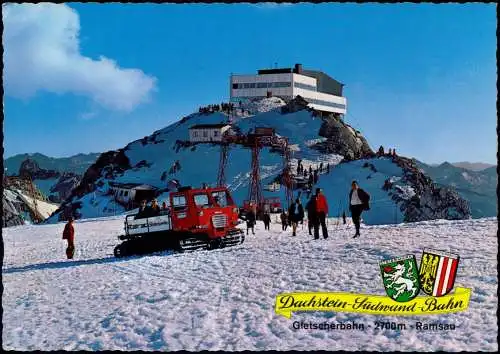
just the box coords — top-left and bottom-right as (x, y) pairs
(3, 4), (157, 112)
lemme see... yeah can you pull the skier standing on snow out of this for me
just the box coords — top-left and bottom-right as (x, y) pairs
(288, 198), (304, 236)
(306, 195), (318, 236)
(62, 217), (75, 259)
(349, 180), (370, 238)
(314, 188), (329, 239)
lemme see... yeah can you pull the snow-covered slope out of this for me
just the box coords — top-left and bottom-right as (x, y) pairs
(315, 158), (406, 225)
(2, 216), (497, 351)
(46, 98), (470, 225)
(16, 191), (59, 218)
(3, 187), (59, 226)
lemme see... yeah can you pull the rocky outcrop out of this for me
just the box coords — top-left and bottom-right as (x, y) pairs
(280, 95), (310, 114)
(315, 116), (374, 160)
(49, 173), (82, 202)
(19, 158), (60, 179)
(3, 190), (25, 227)
(50, 149), (131, 221)
(279, 96), (374, 160)
(387, 156), (471, 222)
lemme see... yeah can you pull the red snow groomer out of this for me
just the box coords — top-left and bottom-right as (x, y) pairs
(114, 186), (244, 257)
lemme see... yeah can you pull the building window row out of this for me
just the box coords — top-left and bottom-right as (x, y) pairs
(232, 82), (291, 89)
(305, 98), (346, 110)
(293, 81), (317, 91)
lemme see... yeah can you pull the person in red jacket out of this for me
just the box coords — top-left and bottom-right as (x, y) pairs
(314, 188), (329, 239)
(62, 217), (75, 259)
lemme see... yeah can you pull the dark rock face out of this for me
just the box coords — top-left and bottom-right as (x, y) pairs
(50, 173), (82, 202)
(73, 149), (131, 196)
(2, 193), (25, 227)
(387, 156), (471, 222)
(315, 116), (374, 160)
(280, 95), (310, 114)
(19, 158), (60, 179)
(50, 149), (131, 221)
(279, 96), (374, 160)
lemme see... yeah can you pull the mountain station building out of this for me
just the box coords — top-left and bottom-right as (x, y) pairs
(188, 124), (232, 143)
(229, 63), (347, 116)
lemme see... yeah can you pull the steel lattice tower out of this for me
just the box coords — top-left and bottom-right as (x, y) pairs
(217, 142), (230, 187)
(247, 138), (263, 204)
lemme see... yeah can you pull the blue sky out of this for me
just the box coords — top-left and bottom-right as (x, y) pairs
(3, 3), (496, 164)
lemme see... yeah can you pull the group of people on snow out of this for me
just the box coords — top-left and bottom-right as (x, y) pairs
(245, 181), (371, 240)
(61, 180), (371, 259)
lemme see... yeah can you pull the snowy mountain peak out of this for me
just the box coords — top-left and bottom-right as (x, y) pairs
(44, 98), (470, 225)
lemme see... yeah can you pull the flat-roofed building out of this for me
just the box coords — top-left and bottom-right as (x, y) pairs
(188, 124), (232, 143)
(230, 63), (347, 116)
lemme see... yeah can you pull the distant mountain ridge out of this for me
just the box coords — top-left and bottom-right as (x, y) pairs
(4, 152), (100, 176)
(427, 161), (495, 171)
(450, 162), (495, 171)
(416, 160), (497, 218)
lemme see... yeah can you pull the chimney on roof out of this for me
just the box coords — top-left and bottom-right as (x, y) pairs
(294, 63), (303, 74)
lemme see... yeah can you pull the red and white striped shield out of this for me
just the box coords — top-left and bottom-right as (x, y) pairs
(418, 248), (460, 297)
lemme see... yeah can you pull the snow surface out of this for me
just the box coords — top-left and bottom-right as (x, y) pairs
(2, 216), (497, 351)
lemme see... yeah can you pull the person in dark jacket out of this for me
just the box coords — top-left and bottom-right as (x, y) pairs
(244, 204), (257, 235)
(288, 198), (304, 236)
(135, 200), (148, 219)
(146, 199), (161, 217)
(280, 211), (288, 231)
(263, 211), (271, 230)
(306, 196), (318, 236)
(349, 181), (370, 238)
(62, 217), (75, 259)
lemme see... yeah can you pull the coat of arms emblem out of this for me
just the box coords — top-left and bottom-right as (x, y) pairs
(380, 255), (420, 302)
(419, 248), (460, 297)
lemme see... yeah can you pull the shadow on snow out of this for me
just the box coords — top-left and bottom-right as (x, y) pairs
(3, 251), (175, 274)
